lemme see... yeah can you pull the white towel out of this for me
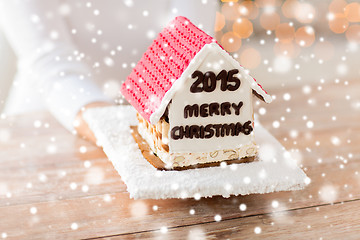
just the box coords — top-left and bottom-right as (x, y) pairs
(83, 106), (308, 199)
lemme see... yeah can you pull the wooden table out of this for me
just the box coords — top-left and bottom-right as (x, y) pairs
(1, 79), (359, 239)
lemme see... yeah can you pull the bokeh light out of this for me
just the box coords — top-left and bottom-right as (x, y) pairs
(215, 12), (226, 32)
(260, 12), (280, 30)
(346, 24), (360, 43)
(344, 2), (360, 23)
(221, 32), (242, 52)
(329, 13), (349, 33)
(233, 18), (253, 38)
(255, 0), (281, 8)
(295, 2), (316, 23)
(240, 48), (261, 69)
(238, 1), (259, 19)
(216, 0), (358, 70)
(275, 23), (295, 43)
(295, 26), (315, 47)
(222, 2), (240, 21)
(328, 0), (348, 14)
(281, 0), (299, 19)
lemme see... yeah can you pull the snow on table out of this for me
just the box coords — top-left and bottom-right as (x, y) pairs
(83, 106), (308, 199)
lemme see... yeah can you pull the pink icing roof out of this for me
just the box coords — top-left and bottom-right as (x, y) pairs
(121, 16), (270, 124)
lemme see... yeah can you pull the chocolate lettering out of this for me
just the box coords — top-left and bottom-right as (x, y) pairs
(216, 70), (228, 91)
(221, 123), (236, 137)
(220, 102), (231, 116)
(170, 121), (253, 140)
(189, 125), (200, 139)
(243, 120), (253, 135)
(235, 122), (243, 135)
(200, 104), (209, 117)
(184, 101), (244, 118)
(203, 71), (216, 92)
(190, 69), (242, 93)
(227, 69), (241, 91)
(213, 124), (222, 137)
(209, 102), (220, 116)
(204, 124), (214, 138)
(184, 104), (199, 118)
(199, 125), (205, 138)
(190, 71), (203, 93)
(232, 102), (243, 115)
(171, 126), (181, 140)
(182, 126), (190, 138)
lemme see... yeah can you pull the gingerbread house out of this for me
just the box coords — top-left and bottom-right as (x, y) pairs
(121, 16), (272, 170)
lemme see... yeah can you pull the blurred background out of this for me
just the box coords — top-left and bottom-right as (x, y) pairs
(214, 0), (360, 89)
(0, 0), (359, 113)
(0, 29), (16, 114)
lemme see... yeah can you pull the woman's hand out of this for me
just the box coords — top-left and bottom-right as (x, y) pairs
(74, 102), (112, 145)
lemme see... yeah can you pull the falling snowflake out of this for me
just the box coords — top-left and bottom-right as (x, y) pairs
(331, 136), (341, 146)
(306, 121), (314, 129)
(239, 203), (247, 211)
(160, 226), (168, 234)
(70, 182), (77, 190)
(243, 176), (251, 184)
(271, 200), (279, 209)
(272, 121), (280, 128)
(81, 185), (89, 192)
(84, 160), (91, 168)
(214, 215), (222, 222)
(79, 146), (87, 153)
(103, 194), (112, 202)
(319, 185), (338, 203)
(71, 223), (78, 230)
(130, 201), (148, 218)
(254, 227), (262, 234)
(30, 207), (37, 215)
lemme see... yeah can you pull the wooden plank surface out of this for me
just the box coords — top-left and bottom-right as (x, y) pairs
(0, 79), (359, 239)
(124, 200), (360, 240)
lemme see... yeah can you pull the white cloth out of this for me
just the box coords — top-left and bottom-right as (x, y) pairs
(83, 106), (308, 199)
(0, 0), (218, 131)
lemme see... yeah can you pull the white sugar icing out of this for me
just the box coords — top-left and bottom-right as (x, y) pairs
(168, 43), (255, 153)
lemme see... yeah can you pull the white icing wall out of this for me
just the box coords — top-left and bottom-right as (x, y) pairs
(168, 44), (254, 153)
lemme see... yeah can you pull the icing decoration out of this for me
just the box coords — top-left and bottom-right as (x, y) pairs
(120, 16), (272, 126)
(189, 69), (241, 93)
(184, 101), (243, 118)
(170, 121), (253, 140)
(167, 43), (255, 153)
(136, 114), (257, 168)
